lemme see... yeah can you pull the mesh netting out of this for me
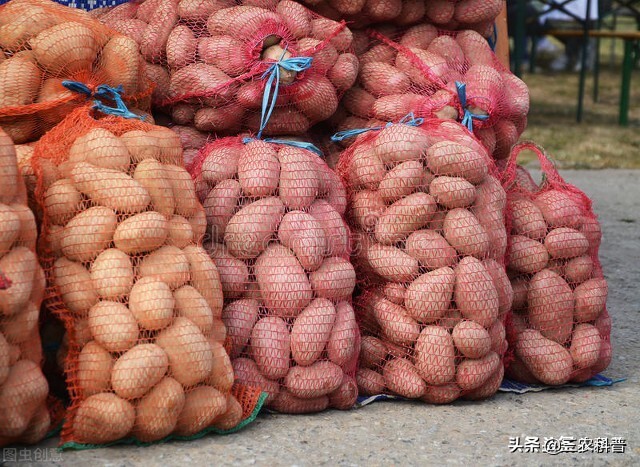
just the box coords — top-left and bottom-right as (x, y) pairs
(296, 0), (503, 34)
(0, 0), (152, 145)
(98, 0), (357, 136)
(331, 27), (528, 161)
(334, 118), (509, 403)
(0, 128), (51, 446)
(31, 105), (261, 446)
(503, 143), (611, 386)
(189, 135), (360, 413)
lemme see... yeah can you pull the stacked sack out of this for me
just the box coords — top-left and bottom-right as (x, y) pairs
(0, 128), (50, 446)
(99, 0), (358, 136)
(331, 26), (528, 160)
(298, 0), (503, 35)
(503, 143), (611, 386)
(32, 104), (261, 446)
(0, 0), (151, 144)
(335, 118), (510, 403)
(189, 136), (360, 413)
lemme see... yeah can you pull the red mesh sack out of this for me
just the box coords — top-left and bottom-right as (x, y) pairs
(332, 27), (528, 160)
(99, 0), (358, 136)
(297, 0), (503, 34)
(0, 0), (152, 145)
(0, 128), (51, 446)
(32, 103), (262, 447)
(503, 143), (611, 386)
(189, 135), (360, 413)
(334, 117), (510, 403)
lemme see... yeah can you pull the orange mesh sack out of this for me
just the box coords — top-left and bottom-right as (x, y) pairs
(0, 0), (151, 144)
(99, 0), (358, 135)
(32, 105), (263, 447)
(335, 118), (510, 403)
(332, 28), (528, 161)
(298, 0), (503, 34)
(0, 128), (51, 446)
(189, 135), (360, 413)
(503, 143), (611, 386)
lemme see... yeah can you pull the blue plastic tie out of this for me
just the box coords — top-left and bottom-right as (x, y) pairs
(61, 80), (144, 121)
(242, 136), (324, 157)
(330, 112), (424, 142)
(257, 49), (312, 140)
(488, 23), (498, 51)
(456, 81), (489, 133)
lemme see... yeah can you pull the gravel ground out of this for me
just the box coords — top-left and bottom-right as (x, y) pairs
(17, 170), (640, 467)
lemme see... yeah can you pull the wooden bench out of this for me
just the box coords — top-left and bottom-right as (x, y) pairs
(546, 28), (640, 125)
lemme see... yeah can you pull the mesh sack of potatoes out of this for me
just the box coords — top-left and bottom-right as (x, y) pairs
(330, 27), (528, 161)
(0, 0), (152, 145)
(98, 0), (358, 136)
(334, 117), (510, 403)
(0, 128), (52, 446)
(188, 135), (360, 413)
(503, 143), (611, 386)
(31, 104), (263, 447)
(297, 0), (504, 34)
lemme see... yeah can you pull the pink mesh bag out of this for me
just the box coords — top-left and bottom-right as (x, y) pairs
(189, 135), (360, 413)
(99, 0), (358, 136)
(334, 117), (510, 403)
(332, 27), (528, 161)
(503, 142), (611, 386)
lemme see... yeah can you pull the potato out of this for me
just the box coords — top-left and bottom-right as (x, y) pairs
(251, 316), (291, 380)
(270, 390), (330, 414)
(138, 245), (190, 289)
(309, 257), (355, 301)
(133, 376), (185, 442)
(43, 179), (81, 226)
(156, 317), (213, 387)
(278, 211), (326, 271)
(356, 367), (386, 395)
(570, 323), (602, 370)
(421, 383), (461, 404)
(373, 297), (419, 347)
(382, 282), (406, 305)
(483, 258), (513, 316)
(564, 255), (594, 284)
(232, 358), (280, 404)
(383, 357), (426, 398)
(327, 302), (359, 367)
(360, 335), (387, 369)
(347, 142), (386, 190)
(173, 385), (227, 436)
(90, 248), (134, 300)
(183, 245), (224, 318)
(87, 301), (138, 353)
(237, 140), (280, 197)
(452, 320), (491, 359)
(534, 190), (583, 229)
(285, 361), (343, 399)
(361, 61), (410, 97)
(404, 229), (457, 270)
(111, 343), (168, 400)
(592, 338), (612, 374)
(350, 190), (385, 232)
(0, 333), (9, 385)
(572, 277), (607, 324)
(254, 244), (312, 318)
(367, 243), (420, 283)
(405, 267), (455, 324)
(527, 269), (574, 344)
(164, 164), (198, 217)
(70, 162), (150, 214)
(544, 228), (589, 259)
(291, 299), (336, 366)
(166, 215), (193, 248)
(456, 351), (500, 391)
(225, 197), (285, 259)
(414, 325), (456, 385)
(0, 247), (36, 316)
(463, 363), (504, 400)
(128, 277), (174, 331)
(443, 208), (489, 258)
(509, 198), (547, 240)
(60, 206), (117, 262)
(278, 146), (320, 210)
(508, 235), (548, 274)
(454, 257), (499, 328)
(133, 158), (176, 217)
(426, 142), (487, 184)
(203, 179), (242, 243)
(375, 192), (437, 245)
(430, 176), (477, 209)
(309, 200), (351, 258)
(207, 243), (248, 299)
(204, 340), (234, 393)
(174, 285), (214, 335)
(329, 373), (358, 410)
(77, 340), (113, 398)
(67, 128), (130, 173)
(515, 329), (573, 385)
(378, 161), (424, 203)
(189, 205), (207, 244)
(1, 301), (38, 344)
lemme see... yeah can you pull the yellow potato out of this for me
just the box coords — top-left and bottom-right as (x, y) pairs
(164, 164), (199, 217)
(212, 394), (243, 430)
(133, 158), (176, 217)
(42, 179), (82, 226)
(114, 211), (169, 254)
(174, 386), (227, 436)
(73, 392), (135, 444)
(133, 377), (185, 442)
(68, 128), (130, 173)
(90, 248), (134, 300)
(204, 340), (234, 393)
(183, 245), (224, 319)
(87, 301), (138, 353)
(128, 276), (174, 331)
(173, 285), (214, 335)
(76, 340), (113, 397)
(0, 247), (37, 316)
(1, 300), (38, 343)
(111, 343), (169, 400)
(138, 245), (190, 290)
(166, 215), (193, 248)
(53, 257), (98, 316)
(60, 206), (117, 262)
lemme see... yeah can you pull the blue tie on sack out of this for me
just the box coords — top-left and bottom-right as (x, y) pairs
(330, 113), (425, 142)
(456, 81), (489, 133)
(62, 80), (145, 120)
